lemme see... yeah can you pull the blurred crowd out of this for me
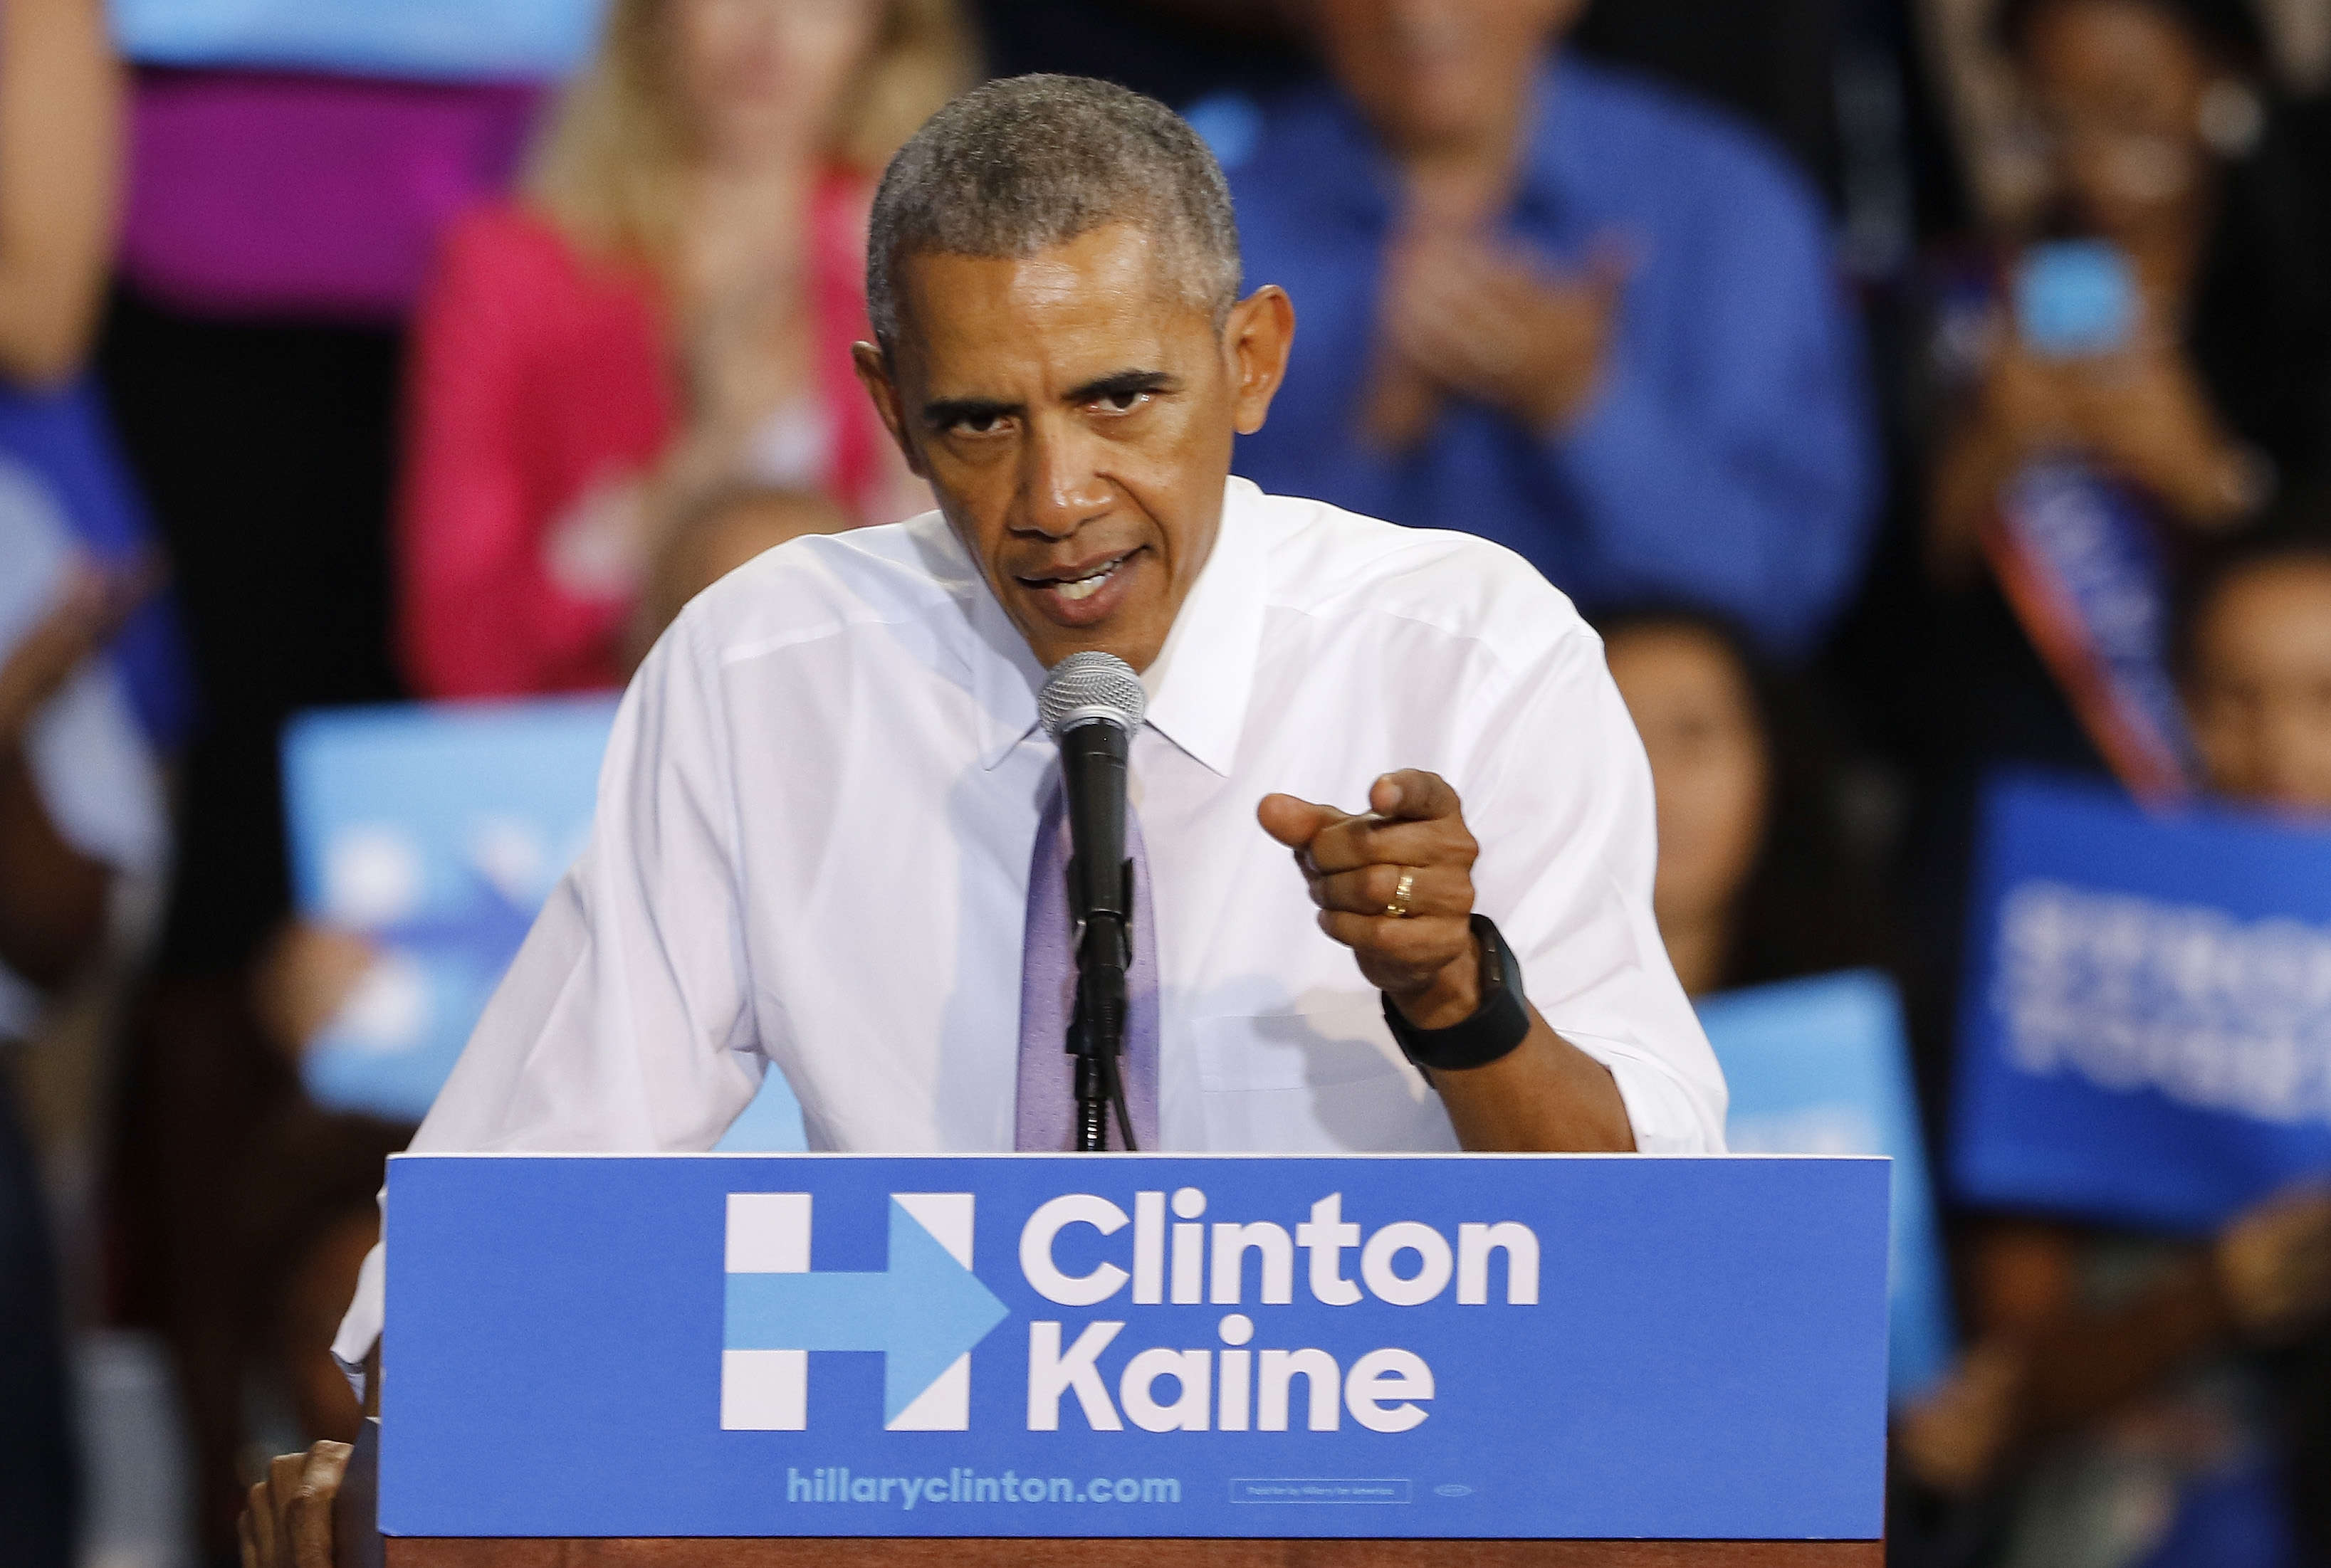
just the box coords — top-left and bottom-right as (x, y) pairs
(6, 0), (2331, 1565)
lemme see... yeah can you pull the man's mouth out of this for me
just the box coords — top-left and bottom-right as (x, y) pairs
(1053, 562), (1117, 601)
(1020, 550), (1133, 604)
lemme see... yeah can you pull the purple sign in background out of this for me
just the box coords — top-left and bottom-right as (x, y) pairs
(120, 71), (540, 320)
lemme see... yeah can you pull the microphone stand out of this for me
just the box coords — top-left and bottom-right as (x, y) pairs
(1067, 865), (1138, 1152)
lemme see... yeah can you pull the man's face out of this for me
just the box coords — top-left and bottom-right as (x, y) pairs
(857, 222), (1292, 671)
(1314, 0), (1583, 156)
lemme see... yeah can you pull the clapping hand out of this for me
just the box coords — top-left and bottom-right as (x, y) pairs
(1371, 228), (1628, 445)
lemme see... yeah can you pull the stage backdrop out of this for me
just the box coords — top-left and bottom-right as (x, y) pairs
(382, 1152), (1890, 1541)
(1954, 770), (2331, 1231)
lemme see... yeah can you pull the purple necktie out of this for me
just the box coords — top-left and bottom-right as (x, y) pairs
(1015, 777), (1160, 1151)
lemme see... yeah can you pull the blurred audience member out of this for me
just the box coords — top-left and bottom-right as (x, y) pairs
(1601, 608), (1887, 994)
(1926, 0), (2330, 235)
(2177, 514), (2331, 811)
(0, 5), (177, 1564)
(399, 0), (971, 700)
(1928, 0), (2330, 585)
(1898, 1186), (2331, 1567)
(0, 499), (165, 1568)
(1895, 511), (2331, 1567)
(1221, 0), (1877, 658)
(0, 0), (187, 751)
(1895, 0), (2331, 1197)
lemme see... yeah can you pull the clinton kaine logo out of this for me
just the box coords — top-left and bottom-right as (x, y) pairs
(720, 1186), (1540, 1436)
(721, 1193), (1009, 1431)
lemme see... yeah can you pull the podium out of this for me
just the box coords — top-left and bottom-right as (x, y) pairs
(347, 1154), (1890, 1566)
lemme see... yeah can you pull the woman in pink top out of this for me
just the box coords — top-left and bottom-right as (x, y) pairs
(399, 0), (972, 698)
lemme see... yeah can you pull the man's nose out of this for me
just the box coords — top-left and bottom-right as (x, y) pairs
(1015, 417), (1111, 539)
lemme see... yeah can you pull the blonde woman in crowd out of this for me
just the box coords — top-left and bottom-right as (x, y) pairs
(398, 0), (972, 698)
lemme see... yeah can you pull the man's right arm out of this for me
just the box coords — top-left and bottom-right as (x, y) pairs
(239, 1345), (375, 1568)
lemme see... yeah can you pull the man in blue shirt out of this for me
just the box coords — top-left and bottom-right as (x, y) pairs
(1215, 0), (1876, 658)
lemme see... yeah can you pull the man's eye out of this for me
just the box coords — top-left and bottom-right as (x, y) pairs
(1098, 391), (1148, 414)
(953, 413), (1005, 436)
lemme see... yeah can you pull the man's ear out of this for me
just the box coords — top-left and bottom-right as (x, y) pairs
(852, 340), (928, 478)
(1225, 285), (1297, 437)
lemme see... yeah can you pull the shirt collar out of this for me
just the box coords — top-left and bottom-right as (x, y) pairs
(967, 476), (1267, 777)
(967, 545), (1048, 772)
(1141, 476), (1265, 777)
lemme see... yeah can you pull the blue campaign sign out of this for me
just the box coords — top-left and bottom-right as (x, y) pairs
(110, 0), (606, 80)
(281, 697), (804, 1149)
(1954, 771), (2331, 1231)
(381, 1153), (1888, 1541)
(1697, 971), (1954, 1402)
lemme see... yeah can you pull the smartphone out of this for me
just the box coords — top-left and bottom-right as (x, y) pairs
(2013, 240), (2138, 359)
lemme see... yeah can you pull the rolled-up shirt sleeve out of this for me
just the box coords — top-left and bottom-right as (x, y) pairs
(1461, 613), (1728, 1154)
(333, 607), (767, 1371)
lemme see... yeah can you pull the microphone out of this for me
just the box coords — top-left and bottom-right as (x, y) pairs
(1037, 652), (1146, 1151)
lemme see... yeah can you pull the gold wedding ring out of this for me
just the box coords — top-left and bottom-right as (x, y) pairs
(1385, 868), (1417, 919)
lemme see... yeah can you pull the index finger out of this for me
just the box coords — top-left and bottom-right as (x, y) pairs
(1369, 770), (1462, 823)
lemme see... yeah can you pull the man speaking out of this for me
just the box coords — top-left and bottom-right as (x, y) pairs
(246, 73), (1723, 1565)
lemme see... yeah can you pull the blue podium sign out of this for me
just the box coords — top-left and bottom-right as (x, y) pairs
(382, 1153), (1887, 1541)
(1954, 771), (2331, 1231)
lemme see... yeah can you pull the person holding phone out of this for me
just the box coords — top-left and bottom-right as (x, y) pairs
(1927, 0), (2330, 588)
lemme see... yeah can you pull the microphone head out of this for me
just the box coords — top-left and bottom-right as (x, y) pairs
(1039, 651), (1146, 738)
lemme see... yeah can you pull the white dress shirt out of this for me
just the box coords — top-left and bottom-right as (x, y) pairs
(335, 478), (1724, 1364)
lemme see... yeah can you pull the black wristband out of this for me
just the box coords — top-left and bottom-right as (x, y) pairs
(1381, 915), (1531, 1072)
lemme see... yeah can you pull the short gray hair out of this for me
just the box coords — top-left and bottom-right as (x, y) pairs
(866, 74), (1242, 351)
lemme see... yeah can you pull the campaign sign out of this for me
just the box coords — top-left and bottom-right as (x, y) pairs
(1954, 771), (2331, 1231)
(283, 698), (805, 1147)
(282, 697), (617, 1124)
(382, 1153), (1887, 1540)
(1698, 971), (1953, 1401)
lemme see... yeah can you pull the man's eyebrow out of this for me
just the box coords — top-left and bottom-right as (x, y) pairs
(921, 394), (1020, 428)
(1066, 369), (1178, 404)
